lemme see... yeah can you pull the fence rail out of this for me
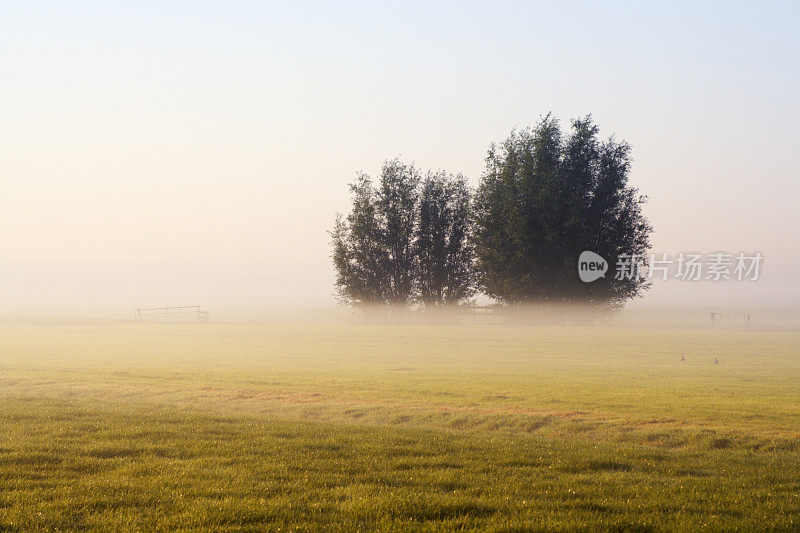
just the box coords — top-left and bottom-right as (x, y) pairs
(135, 306), (210, 323)
(710, 312), (750, 330)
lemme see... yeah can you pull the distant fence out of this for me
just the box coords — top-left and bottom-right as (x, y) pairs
(347, 305), (610, 325)
(710, 312), (750, 330)
(135, 306), (210, 323)
(349, 305), (507, 325)
(468, 305), (501, 325)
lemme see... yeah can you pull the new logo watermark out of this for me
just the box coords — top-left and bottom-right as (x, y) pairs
(578, 251), (608, 282)
(578, 251), (763, 282)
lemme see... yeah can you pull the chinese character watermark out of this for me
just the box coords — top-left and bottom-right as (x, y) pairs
(578, 251), (763, 282)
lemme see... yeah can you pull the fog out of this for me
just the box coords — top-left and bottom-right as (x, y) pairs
(2, 2), (799, 317)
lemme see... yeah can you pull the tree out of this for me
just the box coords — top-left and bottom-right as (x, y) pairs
(473, 115), (652, 309)
(331, 174), (386, 305)
(415, 172), (475, 306)
(332, 159), (420, 307)
(376, 160), (420, 306)
(332, 160), (477, 309)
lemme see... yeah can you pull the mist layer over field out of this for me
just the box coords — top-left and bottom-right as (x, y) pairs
(1, 312), (799, 530)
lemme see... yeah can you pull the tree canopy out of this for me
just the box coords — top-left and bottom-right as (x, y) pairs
(331, 160), (475, 307)
(473, 115), (651, 308)
(415, 172), (475, 306)
(332, 116), (652, 311)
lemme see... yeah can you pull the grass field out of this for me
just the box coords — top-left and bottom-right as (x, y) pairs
(1, 321), (799, 530)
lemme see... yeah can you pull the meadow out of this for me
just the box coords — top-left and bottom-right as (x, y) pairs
(1, 320), (799, 531)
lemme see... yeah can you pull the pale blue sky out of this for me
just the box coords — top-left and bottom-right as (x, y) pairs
(2, 1), (799, 312)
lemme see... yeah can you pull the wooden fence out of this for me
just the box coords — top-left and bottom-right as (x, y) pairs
(135, 306), (210, 323)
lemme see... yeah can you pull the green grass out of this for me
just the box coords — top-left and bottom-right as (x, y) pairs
(1, 323), (799, 530)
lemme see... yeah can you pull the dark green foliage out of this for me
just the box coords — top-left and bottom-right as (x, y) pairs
(415, 172), (475, 306)
(376, 160), (420, 306)
(334, 115), (651, 310)
(331, 174), (386, 305)
(333, 161), (475, 307)
(473, 115), (652, 308)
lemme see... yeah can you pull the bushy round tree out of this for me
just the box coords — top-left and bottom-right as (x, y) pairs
(473, 115), (652, 309)
(332, 160), (475, 308)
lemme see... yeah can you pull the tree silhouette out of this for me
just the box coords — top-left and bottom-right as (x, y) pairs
(332, 161), (475, 308)
(473, 115), (652, 309)
(333, 117), (651, 311)
(415, 172), (475, 306)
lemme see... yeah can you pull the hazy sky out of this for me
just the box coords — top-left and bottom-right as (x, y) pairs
(2, 1), (799, 314)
